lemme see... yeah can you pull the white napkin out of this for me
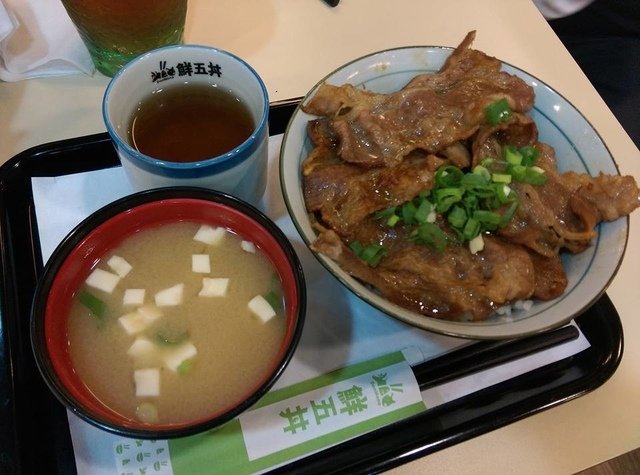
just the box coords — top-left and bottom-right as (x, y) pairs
(0, 0), (94, 81)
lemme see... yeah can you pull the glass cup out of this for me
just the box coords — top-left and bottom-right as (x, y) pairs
(60, 0), (188, 77)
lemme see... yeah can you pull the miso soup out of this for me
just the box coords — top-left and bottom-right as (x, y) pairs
(67, 221), (286, 424)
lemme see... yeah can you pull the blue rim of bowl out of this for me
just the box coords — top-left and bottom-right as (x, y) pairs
(102, 44), (270, 179)
(30, 187), (306, 439)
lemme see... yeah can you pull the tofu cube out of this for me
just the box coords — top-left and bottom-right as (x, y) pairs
(127, 337), (156, 359)
(248, 295), (277, 323)
(163, 342), (197, 372)
(118, 305), (163, 335)
(107, 255), (133, 278)
(85, 268), (120, 294)
(240, 240), (256, 253)
(155, 283), (184, 307)
(118, 312), (148, 335)
(137, 304), (163, 322)
(123, 288), (145, 306)
(198, 277), (229, 297)
(134, 368), (160, 397)
(193, 225), (226, 245)
(192, 254), (211, 273)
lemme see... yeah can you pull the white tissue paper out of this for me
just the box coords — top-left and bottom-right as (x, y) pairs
(0, 0), (94, 81)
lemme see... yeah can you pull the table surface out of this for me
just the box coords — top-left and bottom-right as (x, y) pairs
(1, 1), (639, 474)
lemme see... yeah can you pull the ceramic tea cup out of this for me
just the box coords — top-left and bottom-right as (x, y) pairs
(103, 44), (269, 205)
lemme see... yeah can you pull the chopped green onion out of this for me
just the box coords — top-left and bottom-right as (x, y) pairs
(472, 165), (491, 181)
(480, 158), (495, 168)
(350, 240), (387, 267)
(473, 210), (502, 230)
(447, 206), (467, 228)
(414, 223), (448, 253)
(414, 199), (433, 224)
(435, 166), (464, 187)
(503, 145), (522, 165)
(364, 244), (387, 267)
(78, 290), (106, 320)
(495, 183), (515, 203)
(156, 330), (189, 345)
(510, 164), (527, 182)
(349, 240), (364, 255)
(386, 214), (400, 227)
(500, 201), (519, 226)
(461, 192), (479, 211)
(492, 173), (512, 184)
(523, 166), (547, 185)
(509, 164), (547, 185)
(401, 201), (417, 223)
(360, 244), (380, 262)
(461, 172), (490, 189)
(372, 206), (397, 220)
(361, 244), (386, 267)
(484, 98), (513, 125)
(264, 290), (283, 312)
(462, 217), (481, 240)
(503, 145), (545, 185)
(177, 359), (193, 375)
(418, 189), (431, 199)
(519, 145), (539, 166)
(371, 253), (388, 268)
(369, 140), (548, 254)
(435, 187), (464, 213)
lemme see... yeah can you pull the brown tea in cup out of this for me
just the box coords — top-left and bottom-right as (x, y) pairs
(127, 84), (255, 163)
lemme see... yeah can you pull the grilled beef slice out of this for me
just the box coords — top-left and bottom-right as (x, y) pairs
(312, 229), (535, 321)
(302, 31), (534, 169)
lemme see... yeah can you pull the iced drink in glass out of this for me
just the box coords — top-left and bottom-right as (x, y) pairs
(60, 0), (188, 76)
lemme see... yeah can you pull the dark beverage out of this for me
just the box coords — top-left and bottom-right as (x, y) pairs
(127, 84), (255, 163)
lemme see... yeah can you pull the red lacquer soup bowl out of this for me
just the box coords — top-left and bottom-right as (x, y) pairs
(30, 187), (306, 439)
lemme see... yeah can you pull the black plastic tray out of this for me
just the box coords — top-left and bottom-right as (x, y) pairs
(0, 100), (624, 474)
